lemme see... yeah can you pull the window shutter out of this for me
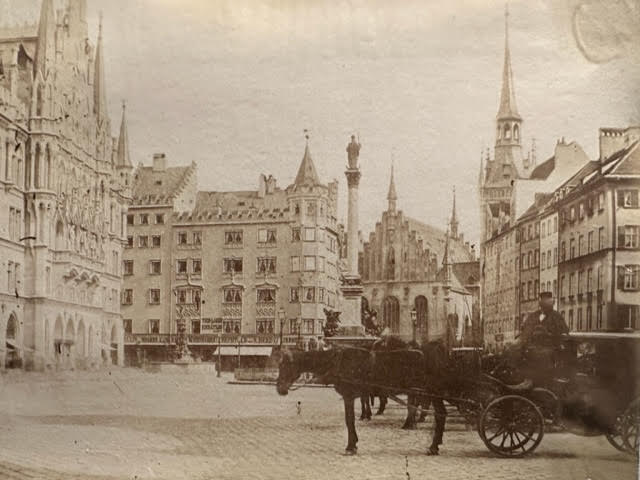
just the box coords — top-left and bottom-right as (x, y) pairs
(617, 190), (625, 207)
(631, 190), (639, 208)
(618, 226), (625, 248)
(617, 266), (625, 289)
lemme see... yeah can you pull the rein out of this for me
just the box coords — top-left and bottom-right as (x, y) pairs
(286, 349), (344, 391)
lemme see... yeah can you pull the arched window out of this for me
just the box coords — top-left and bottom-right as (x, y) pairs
(513, 124), (519, 141)
(414, 296), (428, 339)
(45, 144), (52, 189)
(382, 296), (400, 333)
(55, 221), (65, 250)
(387, 247), (395, 280)
(503, 123), (511, 140)
(34, 143), (42, 188)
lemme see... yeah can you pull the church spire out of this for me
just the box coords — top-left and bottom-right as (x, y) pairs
(450, 186), (459, 239)
(387, 162), (398, 213)
(33, 0), (55, 79)
(116, 101), (132, 168)
(497, 3), (520, 121)
(93, 14), (107, 118)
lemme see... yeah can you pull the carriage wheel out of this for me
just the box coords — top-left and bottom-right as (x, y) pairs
(479, 395), (544, 458)
(621, 398), (640, 455)
(605, 414), (630, 453)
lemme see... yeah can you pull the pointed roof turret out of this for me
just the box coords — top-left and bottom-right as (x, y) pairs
(33, 0), (55, 78)
(450, 186), (459, 239)
(497, 4), (520, 120)
(93, 14), (107, 118)
(387, 162), (398, 213)
(293, 134), (321, 187)
(116, 101), (132, 168)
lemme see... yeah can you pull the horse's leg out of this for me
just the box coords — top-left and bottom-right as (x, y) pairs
(344, 395), (358, 454)
(402, 394), (417, 430)
(359, 396), (366, 421)
(365, 392), (372, 420)
(427, 399), (447, 455)
(418, 397), (428, 422)
(376, 396), (387, 415)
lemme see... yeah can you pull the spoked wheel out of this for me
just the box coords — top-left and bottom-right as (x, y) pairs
(605, 415), (629, 453)
(479, 395), (545, 458)
(621, 398), (640, 455)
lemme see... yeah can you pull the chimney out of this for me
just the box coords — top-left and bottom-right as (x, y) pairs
(257, 174), (267, 198)
(152, 153), (166, 172)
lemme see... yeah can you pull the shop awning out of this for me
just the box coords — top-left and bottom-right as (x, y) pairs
(217, 346), (273, 356)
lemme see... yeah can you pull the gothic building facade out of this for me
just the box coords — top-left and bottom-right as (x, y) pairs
(360, 167), (478, 346)
(0, 0), (131, 370)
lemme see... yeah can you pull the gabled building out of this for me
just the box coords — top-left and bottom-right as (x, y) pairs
(360, 167), (477, 346)
(0, 1), (130, 370)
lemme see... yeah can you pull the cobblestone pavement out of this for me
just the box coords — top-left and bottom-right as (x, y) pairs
(0, 369), (636, 479)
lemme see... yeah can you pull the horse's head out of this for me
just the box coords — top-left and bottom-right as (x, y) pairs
(275, 349), (300, 396)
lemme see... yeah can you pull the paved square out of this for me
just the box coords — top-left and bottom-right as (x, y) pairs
(0, 369), (636, 479)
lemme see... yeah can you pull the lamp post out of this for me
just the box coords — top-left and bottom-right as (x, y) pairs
(278, 307), (285, 347)
(411, 308), (417, 343)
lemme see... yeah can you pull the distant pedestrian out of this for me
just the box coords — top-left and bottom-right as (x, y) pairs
(296, 401), (302, 415)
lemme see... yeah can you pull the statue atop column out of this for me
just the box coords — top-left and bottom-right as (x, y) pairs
(346, 134), (361, 169)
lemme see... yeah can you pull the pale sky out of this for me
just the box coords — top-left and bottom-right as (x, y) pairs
(2, 0), (639, 246)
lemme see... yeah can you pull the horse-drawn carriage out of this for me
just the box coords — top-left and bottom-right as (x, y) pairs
(275, 331), (640, 457)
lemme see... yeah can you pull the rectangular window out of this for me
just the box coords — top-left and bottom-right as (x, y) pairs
(541, 252), (546, 270)
(302, 319), (315, 334)
(291, 228), (301, 242)
(619, 265), (640, 291)
(303, 287), (315, 302)
(223, 257), (243, 273)
(553, 217), (558, 232)
(225, 231), (243, 246)
(587, 268), (593, 292)
(122, 289), (133, 305)
(586, 306), (593, 331)
(596, 305), (603, 330)
(291, 256), (300, 272)
(177, 232), (188, 245)
(318, 257), (325, 272)
(123, 260), (134, 276)
(597, 266), (603, 290)
(177, 289), (188, 304)
(318, 287), (325, 304)
(257, 257), (276, 274)
(569, 238), (575, 259)
(588, 231), (594, 253)
(258, 228), (277, 244)
(289, 319), (299, 334)
(553, 247), (557, 265)
(541, 222), (546, 238)
(304, 256), (316, 271)
(223, 287), (242, 303)
(290, 287), (300, 303)
(192, 320), (201, 334)
(138, 235), (148, 248)
(618, 189), (639, 208)
(155, 213), (164, 224)
(578, 271), (584, 294)
(192, 259), (202, 274)
(257, 288), (276, 303)
(140, 214), (149, 225)
(193, 232), (202, 246)
(599, 227), (606, 249)
(569, 310), (574, 331)
(149, 319), (160, 334)
(177, 260), (188, 274)
(123, 319), (132, 334)
(577, 308), (583, 331)
(618, 225), (640, 248)
(303, 227), (316, 242)
(126, 236), (133, 248)
(149, 289), (160, 304)
(598, 192), (605, 211)
(569, 273), (575, 295)
(578, 235), (584, 256)
(149, 260), (161, 275)
(579, 203), (585, 220)
(127, 214), (134, 225)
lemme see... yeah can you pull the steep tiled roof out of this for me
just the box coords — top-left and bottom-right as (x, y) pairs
(293, 144), (321, 187)
(405, 217), (474, 264)
(131, 165), (193, 205)
(529, 156), (555, 180)
(609, 141), (640, 176)
(452, 261), (480, 286)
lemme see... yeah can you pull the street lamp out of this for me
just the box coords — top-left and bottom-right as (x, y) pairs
(278, 307), (285, 346)
(411, 308), (417, 343)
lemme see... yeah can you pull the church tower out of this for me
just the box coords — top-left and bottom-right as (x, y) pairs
(480, 4), (525, 242)
(449, 186), (459, 240)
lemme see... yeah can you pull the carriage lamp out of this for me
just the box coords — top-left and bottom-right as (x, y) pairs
(411, 308), (417, 342)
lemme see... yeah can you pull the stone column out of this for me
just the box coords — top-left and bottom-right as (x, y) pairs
(340, 136), (364, 331)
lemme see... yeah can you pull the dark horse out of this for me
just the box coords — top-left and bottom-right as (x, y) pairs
(275, 338), (449, 455)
